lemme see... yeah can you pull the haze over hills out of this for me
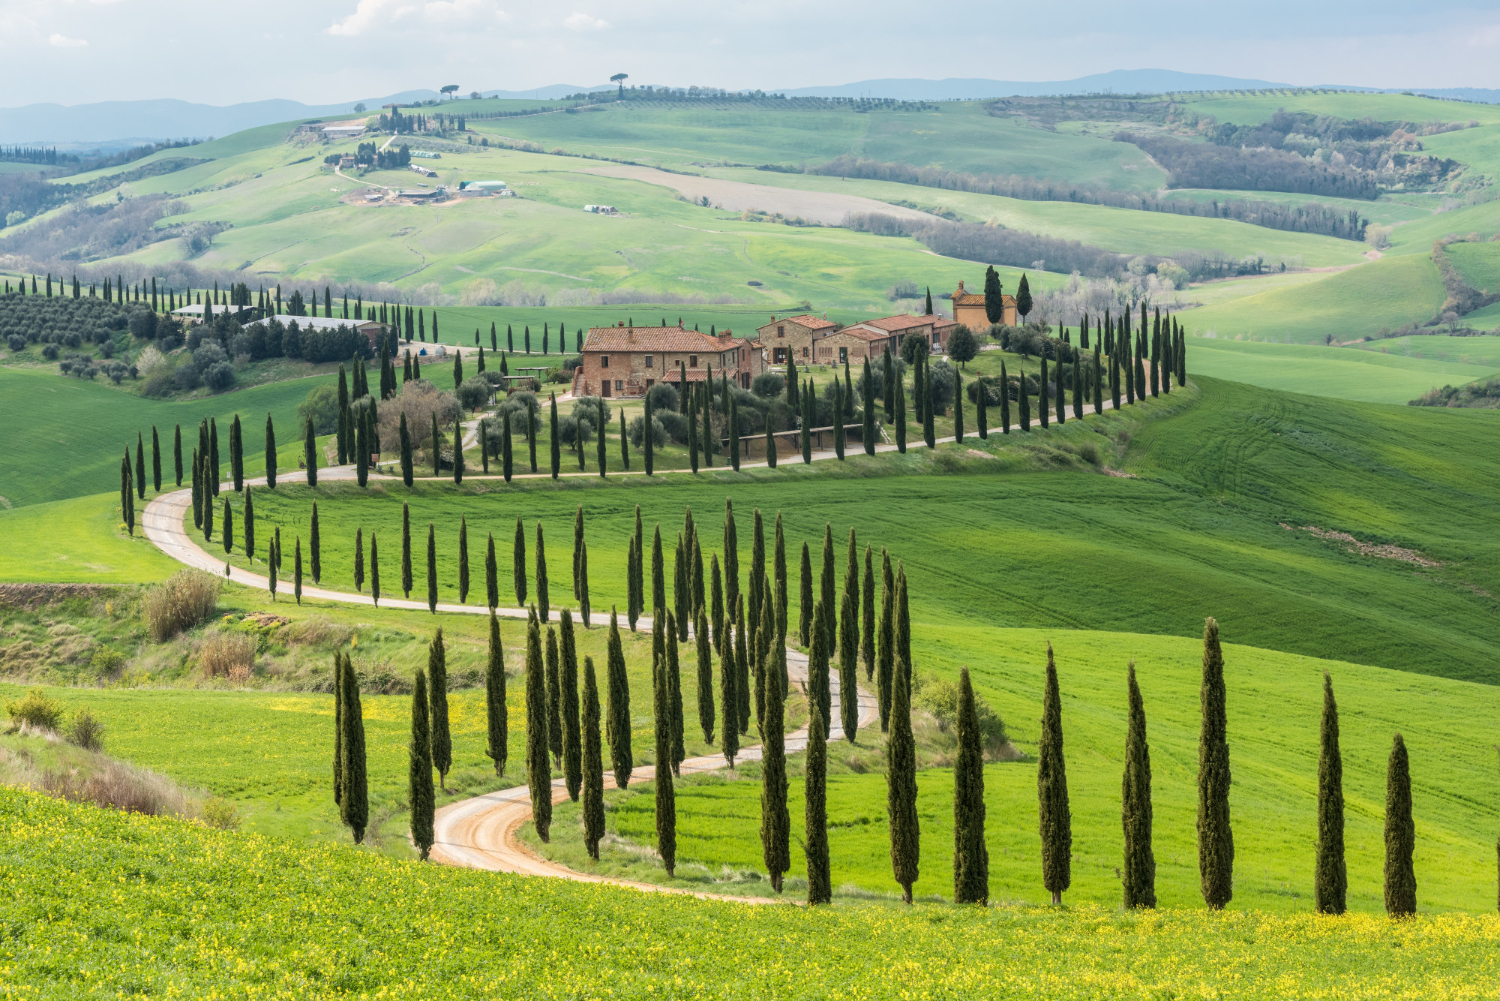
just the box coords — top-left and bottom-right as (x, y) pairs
(7, 69), (1499, 147)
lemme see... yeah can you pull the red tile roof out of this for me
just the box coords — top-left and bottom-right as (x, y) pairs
(762, 313), (836, 331)
(582, 326), (740, 354)
(853, 314), (932, 333)
(829, 327), (893, 342)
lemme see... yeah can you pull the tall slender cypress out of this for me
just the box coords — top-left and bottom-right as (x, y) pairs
(861, 545), (876, 681)
(524, 610), (553, 841)
(484, 532), (499, 609)
(652, 647), (677, 876)
(409, 669), (435, 859)
(454, 517), (469, 602)
(548, 393), (561, 479)
(719, 635), (739, 767)
(1122, 660), (1156, 909)
(401, 503), (413, 598)
(485, 612), (507, 775)
(333, 652), (345, 808)
(953, 666), (988, 905)
(339, 654), (368, 844)
(263, 414), (278, 491)
(805, 706), (831, 905)
(695, 605), (716, 743)
(429, 629), (451, 788)
(760, 641), (788, 892)
(605, 610), (632, 788)
(546, 626), (563, 767)
(651, 525), (666, 615)
(560, 609), (582, 801)
(862, 357), (876, 455)
(581, 655), (605, 858)
(723, 499), (739, 611)
(244, 490), (256, 563)
(426, 523), (438, 613)
(229, 415), (243, 491)
(579, 542), (592, 629)
(513, 517), (527, 606)
(1384, 733), (1417, 916)
(798, 541), (813, 647)
(1315, 672), (1347, 915)
(173, 424), (183, 487)
(399, 413), (414, 486)
(1038, 642), (1071, 905)
(1000, 361), (1011, 434)
(666, 613), (685, 772)
(1198, 617), (1234, 910)
(808, 599), (831, 735)
(838, 590), (858, 743)
(878, 549), (895, 732)
(895, 376), (907, 452)
(710, 553), (725, 653)
(150, 426), (162, 492)
(734, 596), (751, 735)
(369, 534), (379, 606)
(887, 646), (920, 904)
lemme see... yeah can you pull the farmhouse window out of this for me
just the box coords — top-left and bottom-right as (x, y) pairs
(601, 355), (610, 368)
(802, 347), (809, 358)
(839, 347), (848, 364)
(689, 355), (698, 367)
(615, 380), (624, 391)
(773, 347), (787, 364)
(645, 355), (654, 368)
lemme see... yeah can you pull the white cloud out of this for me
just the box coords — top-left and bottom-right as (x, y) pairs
(48, 33), (87, 47)
(563, 11), (608, 31)
(327, 0), (505, 35)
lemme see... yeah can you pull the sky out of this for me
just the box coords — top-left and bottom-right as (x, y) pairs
(5, 0), (1500, 107)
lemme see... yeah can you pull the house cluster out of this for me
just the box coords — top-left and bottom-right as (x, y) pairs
(570, 280), (1018, 399)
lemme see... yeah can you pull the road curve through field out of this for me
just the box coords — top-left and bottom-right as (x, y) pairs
(142, 471), (878, 900)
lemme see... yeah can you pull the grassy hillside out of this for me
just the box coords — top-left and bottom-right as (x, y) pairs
(1183, 337), (1500, 402)
(191, 377), (1500, 683)
(0, 494), (180, 581)
(561, 626), (1500, 913)
(1446, 241), (1500, 292)
(8, 787), (1495, 999)
(0, 366), (334, 508)
(1180, 253), (1446, 343)
(1179, 90), (1500, 128)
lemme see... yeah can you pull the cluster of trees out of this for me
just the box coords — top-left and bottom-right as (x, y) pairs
(327, 143), (412, 171)
(373, 108), (455, 135)
(0, 290), (133, 349)
(805, 155), (1369, 241)
(1118, 132), (1381, 200)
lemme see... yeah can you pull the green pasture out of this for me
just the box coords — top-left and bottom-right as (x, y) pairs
(709, 167), (1368, 267)
(1179, 253), (1445, 343)
(1445, 241), (1500, 292)
(1178, 90), (1500, 128)
(565, 626), (1500, 914)
(0, 366), (336, 508)
(0, 494), (179, 582)
(1182, 337), (1500, 402)
(189, 377), (1500, 683)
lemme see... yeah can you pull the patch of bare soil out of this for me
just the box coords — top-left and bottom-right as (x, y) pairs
(1280, 523), (1441, 567)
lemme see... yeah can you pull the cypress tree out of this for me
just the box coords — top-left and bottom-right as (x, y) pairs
(333, 653), (344, 808)
(426, 523), (438, 613)
(774, 513), (789, 643)
(861, 545), (876, 681)
(922, 364), (936, 447)
(355, 408), (369, 487)
(545, 626), (563, 767)
(135, 433), (147, 501)
(352, 529), (365, 592)
(805, 705), (832, 905)
(229, 415), (243, 491)
(535, 522), (550, 623)
(651, 525), (666, 615)
(629, 507), (644, 631)
(120, 456), (134, 536)
(1056, 358), (1066, 425)
(513, 517), (527, 606)
(719, 633), (739, 767)
(209, 419), (220, 496)
(710, 553), (725, 654)
(1019, 365), (1031, 431)
(501, 409), (513, 482)
(887, 645), (920, 904)
(409, 669), (435, 859)
(878, 549), (894, 731)
(734, 595), (751, 735)
(695, 604), (716, 742)
(748, 508), (765, 656)
(484, 532), (499, 609)
(1038, 642), (1071, 905)
(339, 655), (369, 844)
(1315, 672), (1347, 915)
(266, 533), (277, 600)
(150, 426), (162, 493)
(1385, 733), (1417, 916)
(895, 376), (907, 452)
(833, 380), (846, 459)
(605, 610), (632, 788)
(838, 589), (858, 743)
(431, 412), (441, 477)
(758, 634), (789, 891)
(722, 499), (739, 611)
(457, 517), (469, 603)
(620, 410), (630, 470)
(201, 461), (213, 540)
(819, 524), (836, 648)
(190, 448), (201, 528)
(401, 503), (413, 598)
(798, 541), (813, 647)
(666, 613), (685, 772)
(244, 490), (256, 563)
(953, 370), (964, 443)
(303, 415), (319, 487)
(370, 533), (380, 606)
(579, 543), (591, 629)
(560, 610), (582, 799)
(1122, 660), (1156, 909)
(1094, 344), (1104, 413)
(452, 416), (464, 484)
(673, 534), (688, 639)
(222, 497), (234, 554)
(976, 374), (988, 439)
(643, 391), (655, 475)
(952, 666), (989, 904)
(1072, 351), (1084, 420)
(485, 612), (507, 775)
(1198, 617), (1234, 910)
(524, 611), (553, 841)
(294, 537), (303, 605)
(582, 655), (605, 859)
(548, 393), (561, 479)
(174, 424), (183, 486)
(597, 397), (608, 475)
(808, 598), (831, 736)
(305, 502), (318, 583)
(653, 647), (677, 876)
(399, 413), (413, 486)
(1000, 361), (1011, 434)
(428, 629), (452, 788)
(801, 382), (813, 464)
(895, 563), (912, 699)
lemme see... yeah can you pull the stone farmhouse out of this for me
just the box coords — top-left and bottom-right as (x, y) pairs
(950, 279), (1017, 329)
(573, 324), (765, 398)
(754, 314), (838, 366)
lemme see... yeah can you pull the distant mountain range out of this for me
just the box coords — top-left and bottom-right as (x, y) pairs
(3, 71), (1495, 147)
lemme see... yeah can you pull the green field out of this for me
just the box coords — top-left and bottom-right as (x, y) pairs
(1180, 253), (1446, 344)
(190, 378), (1500, 684)
(0, 366), (337, 509)
(1446, 241), (1500, 293)
(0, 494), (180, 581)
(1183, 337), (1500, 402)
(10, 787), (1496, 1000)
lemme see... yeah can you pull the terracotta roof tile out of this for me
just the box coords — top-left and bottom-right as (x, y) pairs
(761, 313), (836, 331)
(582, 326), (740, 353)
(852, 314), (931, 333)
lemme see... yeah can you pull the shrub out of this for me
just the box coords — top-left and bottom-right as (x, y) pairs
(626, 415), (666, 448)
(913, 674), (1008, 755)
(40, 342), (59, 360)
(144, 570), (221, 642)
(6, 334), (23, 352)
(645, 382), (678, 413)
(68, 711), (105, 752)
(200, 796), (242, 830)
(751, 372), (785, 399)
(39, 761), (189, 817)
(572, 395), (610, 424)
(6, 688), (64, 731)
(456, 378), (490, 411)
(887, 279), (920, 301)
(198, 632), (255, 681)
(656, 409), (689, 444)
(88, 647), (126, 679)
(201, 361), (235, 392)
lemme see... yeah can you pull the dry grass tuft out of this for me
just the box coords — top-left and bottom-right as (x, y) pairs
(143, 570), (220, 642)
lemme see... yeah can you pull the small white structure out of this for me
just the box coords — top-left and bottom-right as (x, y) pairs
(583, 204), (617, 214)
(409, 163), (437, 178)
(408, 342), (448, 359)
(461, 180), (508, 193)
(410, 150), (441, 159)
(322, 125), (365, 137)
